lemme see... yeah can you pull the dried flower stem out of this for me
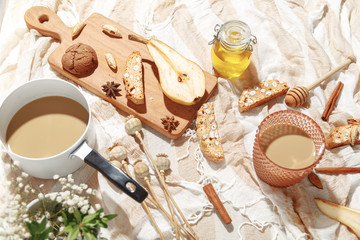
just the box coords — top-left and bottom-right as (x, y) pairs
(121, 160), (165, 240)
(141, 178), (194, 239)
(143, 175), (180, 239)
(159, 170), (179, 239)
(135, 132), (198, 239)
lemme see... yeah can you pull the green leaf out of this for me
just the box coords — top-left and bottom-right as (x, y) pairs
(102, 214), (117, 221)
(62, 211), (68, 225)
(38, 226), (53, 240)
(25, 219), (52, 240)
(62, 222), (76, 234)
(84, 231), (97, 240)
(39, 217), (47, 230)
(82, 212), (99, 225)
(67, 225), (80, 240)
(25, 221), (37, 235)
(74, 208), (82, 223)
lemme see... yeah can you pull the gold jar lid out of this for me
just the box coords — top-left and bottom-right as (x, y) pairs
(209, 20), (257, 52)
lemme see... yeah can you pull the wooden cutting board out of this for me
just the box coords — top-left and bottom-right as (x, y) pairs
(24, 6), (218, 139)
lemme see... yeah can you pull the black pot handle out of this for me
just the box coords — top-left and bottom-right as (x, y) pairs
(84, 149), (148, 203)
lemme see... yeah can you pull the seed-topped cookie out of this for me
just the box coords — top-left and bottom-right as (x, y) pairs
(123, 51), (144, 104)
(196, 103), (224, 163)
(238, 79), (289, 113)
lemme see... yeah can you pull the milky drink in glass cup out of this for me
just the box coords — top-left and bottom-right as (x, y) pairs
(252, 110), (325, 187)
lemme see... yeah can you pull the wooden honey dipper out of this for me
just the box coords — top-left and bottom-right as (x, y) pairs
(285, 56), (356, 108)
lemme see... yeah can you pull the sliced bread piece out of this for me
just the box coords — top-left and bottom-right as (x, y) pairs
(123, 51), (144, 104)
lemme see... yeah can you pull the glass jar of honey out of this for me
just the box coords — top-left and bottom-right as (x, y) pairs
(210, 20), (256, 89)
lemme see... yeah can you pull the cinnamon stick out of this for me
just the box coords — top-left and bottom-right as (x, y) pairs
(321, 81), (344, 121)
(203, 183), (232, 224)
(315, 167), (360, 174)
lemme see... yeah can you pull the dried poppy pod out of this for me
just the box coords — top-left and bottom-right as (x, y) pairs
(285, 56), (355, 108)
(108, 145), (127, 162)
(134, 161), (150, 179)
(125, 115), (142, 135)
(156, 154), (170, 173)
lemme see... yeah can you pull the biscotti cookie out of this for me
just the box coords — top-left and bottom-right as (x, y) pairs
(325, 119), (360, 149)
(123, 51), (144, 104)
(238, 80), (289, 113)
(196, 103), (224, 163)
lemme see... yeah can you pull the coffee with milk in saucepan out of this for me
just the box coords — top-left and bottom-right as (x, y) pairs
(6, 96), (89, 158)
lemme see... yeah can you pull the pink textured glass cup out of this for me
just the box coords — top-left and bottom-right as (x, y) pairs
(252, 110), (325, 187)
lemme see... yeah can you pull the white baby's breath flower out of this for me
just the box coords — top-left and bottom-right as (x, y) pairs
(13, 161), (20, 167)
(38, 193), (44, 199)
(53, 174), (60, 180)
(58, 216), (64, 222)
(95, 203), (101, 210)
(100, 212), (105, 218)
(49, 232), (55, 239)
(24, 232), (31, 238)
(4, 163), (11, 171)
(92, 189), (97, 195)
(39, 184), (44, 188)
(68, 207), (74, 214)
(88, 208), (95, 214)
(50, 194), (57, 201)
(31, 189), (36, 194)
(86, 188), (93, 194)
(14, 194), (21, 201)
(16, 177), (22, 182)
(80, 183), (88, 189)
(80, 206), (88, 214)
(59, 178), (66, 185)
(21, 172), (28, 178)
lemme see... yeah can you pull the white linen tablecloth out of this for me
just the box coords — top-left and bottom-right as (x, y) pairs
(1, 0), (360, 239)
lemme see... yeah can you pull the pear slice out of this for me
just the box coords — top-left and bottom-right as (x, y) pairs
(314, 198), (360, 238)
(129, 34), (206, 105)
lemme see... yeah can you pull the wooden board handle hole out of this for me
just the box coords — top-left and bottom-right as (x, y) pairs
(39, 14), (49, 23)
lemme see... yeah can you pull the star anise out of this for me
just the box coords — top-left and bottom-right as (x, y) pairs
(101, 81), (121, 99)
(161, 115), (180, 133)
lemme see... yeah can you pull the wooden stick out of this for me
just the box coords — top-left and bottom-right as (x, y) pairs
(203, 183), (232, 224)
(122, 161), (165, 240)
(307, 56), (355, 90)
(315, 167), (360, 174)
(159, 171), (180, 239)
(135, 132), (198, 239)
(321, 81), (344, 121)
(144, 176), (180, 240)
